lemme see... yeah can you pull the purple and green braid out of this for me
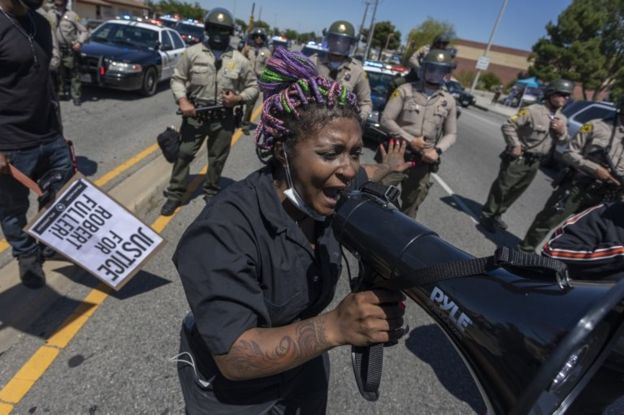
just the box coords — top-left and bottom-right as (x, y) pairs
(255, 47), (359, 161)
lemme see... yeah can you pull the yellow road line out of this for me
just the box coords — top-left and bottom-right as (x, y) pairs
(0, 108), (257, 413)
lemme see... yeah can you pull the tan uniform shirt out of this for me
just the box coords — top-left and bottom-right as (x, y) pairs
(171, 43), (259, 106)
(311, 54), (372, 121)
(408, 45), (429, 70)
(54, 9), (87, 46)
(380, 82), (457, 152)
(501, 104), (568, 155)
(243, 45), (271, 78)
(564, 118), (624, 178)
(37, 7), (59, 70)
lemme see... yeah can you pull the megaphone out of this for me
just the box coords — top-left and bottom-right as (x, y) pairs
(333, 186), (624, 414)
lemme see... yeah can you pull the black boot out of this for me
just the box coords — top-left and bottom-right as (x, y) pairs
(18, 251), (46, 289)
(161, 199), (181, 216)
(478, 215), (496, 233)
(492, 215), (508, 230)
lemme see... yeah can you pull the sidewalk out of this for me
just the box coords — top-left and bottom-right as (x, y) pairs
(470, 90), (517, 118)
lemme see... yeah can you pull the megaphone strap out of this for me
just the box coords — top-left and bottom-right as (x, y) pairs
(380, 246), (570, 290)
(351, 343), (383, 402)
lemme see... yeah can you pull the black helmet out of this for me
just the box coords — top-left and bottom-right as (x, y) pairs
(544, 79), (574, 97)
(432, 33), (451, 48)
(326, 20), (356, 56)
(421, 49), (455, 85)
(249, 27), (267, 42)
(204, 8), (234, 33)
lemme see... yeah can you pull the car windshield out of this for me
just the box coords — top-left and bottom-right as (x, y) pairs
(91, 23), (159, 49)
(159, 19), (178, 29)
(446, 81), (464, 93)
(176, 23), (204, 38)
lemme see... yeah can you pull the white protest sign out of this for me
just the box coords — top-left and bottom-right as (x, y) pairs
(26, 176), (164, 290)
(475, 55), (490, 70)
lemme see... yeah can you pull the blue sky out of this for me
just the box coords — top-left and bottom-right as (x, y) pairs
(206, 0), (572, 51)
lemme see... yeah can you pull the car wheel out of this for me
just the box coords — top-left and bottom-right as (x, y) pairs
(140, 67), (158, 96)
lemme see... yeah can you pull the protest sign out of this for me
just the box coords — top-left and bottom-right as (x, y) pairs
(26, 176), (164, 290)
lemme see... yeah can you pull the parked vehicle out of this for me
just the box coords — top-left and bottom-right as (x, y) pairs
(173, 19), (204, 45)
(79, 17), (186, 96)
(550, 100), (617, 164)
(362, 64), (397, 143)
(300, 41), (327, 57)
(445, 80), (475, 107)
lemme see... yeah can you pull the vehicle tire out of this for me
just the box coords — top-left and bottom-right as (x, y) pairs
(140, 67), (158, 96)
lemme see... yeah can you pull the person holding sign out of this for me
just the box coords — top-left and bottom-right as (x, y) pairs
(173, 48), (410, 414)
(0, 0), (73, 288)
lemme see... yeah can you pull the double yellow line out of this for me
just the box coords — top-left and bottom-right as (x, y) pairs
(0, 108), (259, 414)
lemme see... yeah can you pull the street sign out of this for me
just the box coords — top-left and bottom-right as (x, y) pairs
(476, 56), (490, 70)
(26, 176), (164, 290)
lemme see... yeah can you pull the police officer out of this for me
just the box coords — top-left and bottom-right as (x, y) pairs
(479, 79), (573, 232)
(518, 98), (624, 252)
(380, 49), (457, 218)
(161, 8), (258, 216)
(240, 27), (271, 134)
(408, 33), (452, 71)
(52, 0), (86, 105)
(311, 20), (371, 121)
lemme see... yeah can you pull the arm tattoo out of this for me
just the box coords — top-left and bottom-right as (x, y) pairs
(224, 316), (331, 378)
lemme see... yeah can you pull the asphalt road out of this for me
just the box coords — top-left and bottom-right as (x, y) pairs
(1, 96), (563, 413)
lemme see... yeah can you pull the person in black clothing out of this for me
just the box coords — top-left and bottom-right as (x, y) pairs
(0, 0), (73, 288)
(173, 48), (411, 414)
(543, 202), (624, 281)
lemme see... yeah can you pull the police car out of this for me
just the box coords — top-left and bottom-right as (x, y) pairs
(362, 64), (397, 142)
(79, 16), (186, 96)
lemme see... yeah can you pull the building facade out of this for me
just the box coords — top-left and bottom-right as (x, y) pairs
(453, 38), (531, 86)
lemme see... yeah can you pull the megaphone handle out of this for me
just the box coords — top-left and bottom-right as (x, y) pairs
(351, 343), (383, 401)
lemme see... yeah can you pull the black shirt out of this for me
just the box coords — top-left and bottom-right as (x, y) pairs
(173, 164), (368, 403)
(0, 9), (60, 150)
(543, 202), (624, 280)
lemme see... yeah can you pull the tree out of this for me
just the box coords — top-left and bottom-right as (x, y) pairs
(235, 18), (247, 33)
(360, 21), (401, 51)
(254, 19), (271, 30)
(283, 29), (298, 41)
(530, 0), (624, 100)
(403, 17), (456, 65)
(479, 72), (502, 91)
(154, 0), (205, 20)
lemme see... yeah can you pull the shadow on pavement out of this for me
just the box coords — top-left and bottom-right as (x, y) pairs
(0, 282), (96, 342)
(54, 265), (171, 300)
(184, 174), (236, 205)
(75, 155), (98, 176)
(80, 82), (169, 103)
(405, 324), (486, 414)
(439, 195), (521, 248)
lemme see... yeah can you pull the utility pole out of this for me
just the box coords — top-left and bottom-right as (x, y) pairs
(356, 1), (370, 55)
(378, 32), (392, 60)
(364, 0), (378, 61)
(248, 2), (255, 32)
(469, 0), (509, 94)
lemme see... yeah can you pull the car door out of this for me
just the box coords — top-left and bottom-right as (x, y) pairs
(167, 29), (186, 68)
(159, 30), (175, 80)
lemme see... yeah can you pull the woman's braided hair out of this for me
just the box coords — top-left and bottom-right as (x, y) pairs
(255, 47), (360, 162)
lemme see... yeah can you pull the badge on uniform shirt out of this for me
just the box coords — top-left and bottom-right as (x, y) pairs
(579, 123), (593, 133)
(390, 89), (401, 99)
(227, 61), (236, 70)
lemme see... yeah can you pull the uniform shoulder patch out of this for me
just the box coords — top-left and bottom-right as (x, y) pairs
(579, 123), (593, 133)
(510, 107), (529, 122)
(390, 88), (401, 99)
